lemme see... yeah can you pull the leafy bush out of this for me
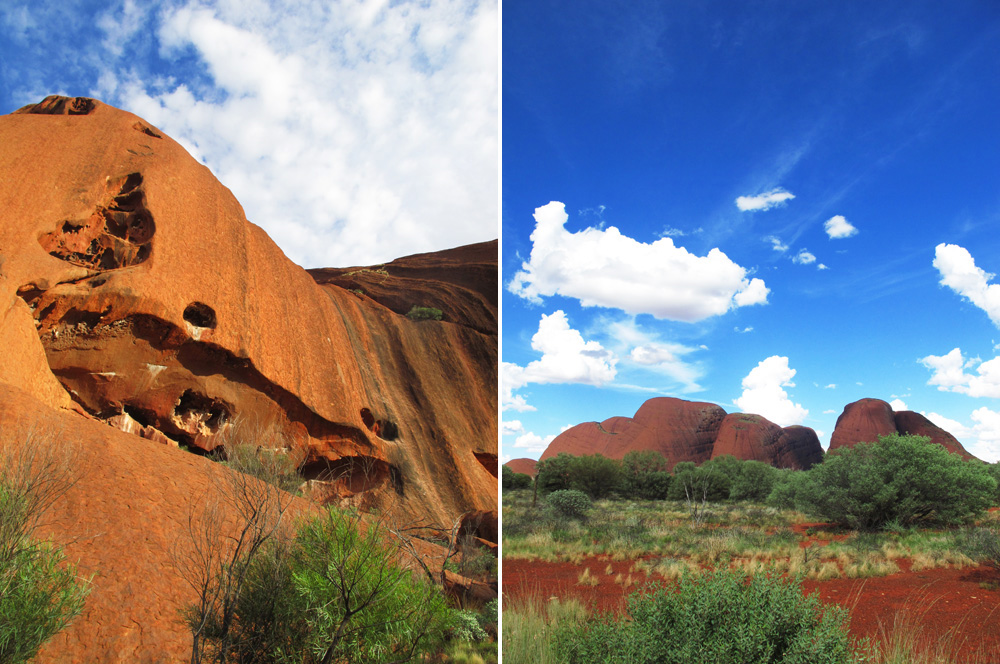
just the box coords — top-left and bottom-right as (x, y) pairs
(796, 434), (996, 530)
(0, 431), (90, 664)
(556, 567), (855, 663)
(406, 306), (443, 321)
(667, 462), (730, 503)
(959, 527), (1000, 569)
(197, 508), (455, 664)
(536, 453), (624, 498)
(766, 469), (808, 510)
(729, 460), (779, 502)
(547, 490), (592, 519)
(452, 609), (488, 642)
(620, 451), (671, 500)
(502, 465), (532, 491)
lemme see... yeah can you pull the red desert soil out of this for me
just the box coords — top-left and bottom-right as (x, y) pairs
(503, 555), (1000, 661)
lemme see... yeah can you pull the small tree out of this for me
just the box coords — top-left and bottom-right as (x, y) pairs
(535, 453), (575, 494)
(620, 451), (671, 500)
(567, 454), (622, 499)
(797, 433), (996, 530)
(502, 465), (532, 491)
(0, 425), (90, 664)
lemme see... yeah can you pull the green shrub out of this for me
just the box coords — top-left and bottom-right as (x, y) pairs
(557, 567), (856, 663)
(502, 465), (532, 491)
(729, 460), (778, 502)
(766, 469), (808, 510)
(452, 609), (488, 642)
(667, 462), (730, 502)
(200, 508), (455, 664)
(406, 306), (443, 321)
(796, 434), (996, 530)
(959, 527), (1000, 568)
(620, 451), (671, 500)
(547, 490), (592, 519)
(566, 454), (623, 499)
(536, 453), (575, 494)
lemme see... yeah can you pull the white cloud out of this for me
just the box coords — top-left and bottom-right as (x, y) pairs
(824, 384), (836, 389)
(764, 236), (788, 252)
(734, 356), (808, 426)
(513, 431), (557, 453)
(824, 215), (858, 239)
(502, 311), (618, 410)
(501, 420), (524, 436)
(735, 326), (754, 334)
(933, 243), (1000, 327)
(889, 398), (908, 411)
(792, 249), (817, 265)
(921, 348), (1000, 398)
(920, 409), (1000, 462)
(104, 0), (497, 268)
(735, 187), (795, 212)
(508, 202), (769, 321)
(818, 263), (829, 270)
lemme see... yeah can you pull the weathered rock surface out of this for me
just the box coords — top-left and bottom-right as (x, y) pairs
(828, 398), (898, 452)
(504, 458), (537, 476)
(0, 96), (498, 660)
(539, 397), (821, 470)
(828, 398), (976, 459)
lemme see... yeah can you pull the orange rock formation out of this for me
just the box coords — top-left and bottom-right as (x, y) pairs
(0, 96), (498, 660)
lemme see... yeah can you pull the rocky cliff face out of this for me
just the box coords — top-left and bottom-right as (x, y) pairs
(0, 96), (497, 660)
(830, 398), (976, 459)
(539, 397), (822, 470)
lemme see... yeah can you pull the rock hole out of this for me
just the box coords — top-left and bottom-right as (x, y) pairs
(122, 404), (156, 428)
(376, 419), (398, 441)
(69, 97), (95, 115)
(474, 452), (498, 478)
(173, 389), (230, 436)
(360, 408), (376, 430)
(389, 465), (404, 496)
(183, 302), (217, 329)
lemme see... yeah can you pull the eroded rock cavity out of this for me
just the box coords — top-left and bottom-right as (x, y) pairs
(39, 172), (154, 270)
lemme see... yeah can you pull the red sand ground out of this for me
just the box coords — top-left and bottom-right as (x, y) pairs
(504, 547), (1000, 661)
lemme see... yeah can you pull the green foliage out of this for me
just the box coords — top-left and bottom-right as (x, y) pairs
(0, 433), (90, 664)
(536, 453), (575, 494)
(620, 451), (671, 500)
(406, 306), (443, 321)
(985, 462), (1000, 505)
(566, 454), (622, 499)
(451, 609), (488, 642)
(547, 490), (592, 519)
(667, 462), (730, 502)
(796, 434), (996, 530)
(536, 453), (624, 499)
(766, 469), (808, 510)
(0, 538), (89, 664)
(556, 567), (856, 664)
(502, 465), (532, 491)
(959, 527), (1000, 569)
(213, 508), (455, 664)
(730, 460), (779, 502)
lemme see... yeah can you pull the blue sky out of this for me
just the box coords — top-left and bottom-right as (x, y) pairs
(502, 1), (1000, 463)
(0, 0), (497, 269)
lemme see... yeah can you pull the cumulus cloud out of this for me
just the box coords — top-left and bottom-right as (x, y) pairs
(735, 188), (795, 212)
(508, 202), (769, 321)
(734, 356), (808, 426)
(502, 310), (618, 410)
(513, 431), (557, 453)
(792, 249), (817, 265)
(765, 236), (788, 252)
(501, 420), (525, 436)
(919, 408), (1000, 462)
(889, 398), (908, 411)
(933, 243), (1000, 327)
(84, 0), (499, 268)
(920, 348), (1000, 398)
(824, 215), (858, 239)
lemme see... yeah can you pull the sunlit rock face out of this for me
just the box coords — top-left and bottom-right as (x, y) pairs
(540, 396), (822, 471)
(830, 398), (976, 459)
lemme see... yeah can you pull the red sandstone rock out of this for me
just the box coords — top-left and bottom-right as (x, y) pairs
(828, 398), (898, 451)
(0, 96), (497, 529)
(0, 97), (497, 660)
(539, 397), (823, 471)
(504, 458), (537, 476)
(894, 410), (976, 459)
(540, 397), (726, 470)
